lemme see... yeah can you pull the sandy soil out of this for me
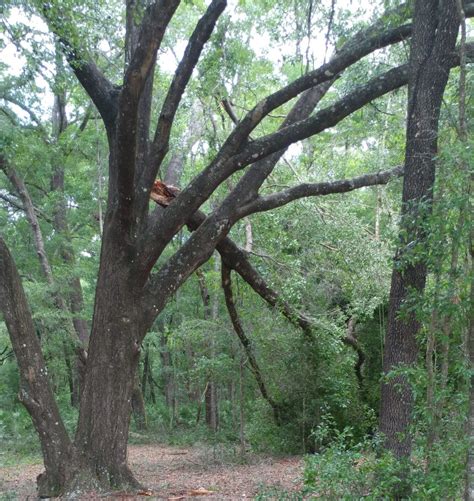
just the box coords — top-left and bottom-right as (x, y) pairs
(0, 444), (303, 500)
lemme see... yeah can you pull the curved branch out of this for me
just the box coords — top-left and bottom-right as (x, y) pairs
(221, 264), (283, 422)
(230, 65), (410, 169)
(39, 5), (118, 129)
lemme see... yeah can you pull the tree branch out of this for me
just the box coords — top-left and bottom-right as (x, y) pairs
(236, 166), (404, 217)
(0, 192), (24, 213)
(140, 20), (472, 332)
(140, 64), (410, 291)
(0, 191), (53, 223)
(39, 3), (119, 129)
(141, 159), (401, 331)
(221, 263), (283, 422)
(0, 93), (47, 135)
(142, 0), (227, 194)
(143, 8), (415, 258)
(114, 0), (181, 214)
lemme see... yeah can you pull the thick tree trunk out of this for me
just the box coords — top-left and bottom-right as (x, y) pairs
(73, 250), (144, 488)
(379, 0), (459, 463)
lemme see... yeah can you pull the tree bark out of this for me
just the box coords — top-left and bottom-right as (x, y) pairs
(73, 234), (145, 488)
(379, 0), (459, 467)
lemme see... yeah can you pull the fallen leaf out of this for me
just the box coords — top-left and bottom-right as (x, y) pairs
(137, 489), (155, 496)
(189, 487), (214, 496)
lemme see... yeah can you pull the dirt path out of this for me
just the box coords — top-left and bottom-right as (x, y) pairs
(0, 444), (303, 499)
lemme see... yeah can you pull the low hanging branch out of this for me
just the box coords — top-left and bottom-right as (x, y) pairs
(189, 209), (366, 386)
(221, 264), (284, 423)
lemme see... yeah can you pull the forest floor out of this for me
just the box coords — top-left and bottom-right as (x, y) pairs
(0, 444), (304, 500)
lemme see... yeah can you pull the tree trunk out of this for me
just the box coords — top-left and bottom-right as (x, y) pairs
(197, 268), (219, 431)
(379, 0), (459, 465)
(73, 245), (144, 488)
(0, 237), (77, 497)
(159, 332), (176, 416)
(205, 382), (219, 431)
(465, 238), (474, 500)
(131, 371), (148, 431)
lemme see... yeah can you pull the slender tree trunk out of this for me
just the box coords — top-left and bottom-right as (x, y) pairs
(50, 49), (90, 406)
(465, 239), (474, 500)
(160, 332), (176, 416)
(1, 158), (88, 406)
(131, 371), (148, 430)
(239, 354), (246, 457)
(196, 268), (219, 431)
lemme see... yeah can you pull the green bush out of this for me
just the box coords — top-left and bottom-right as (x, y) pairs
(303, 431), (467, 500)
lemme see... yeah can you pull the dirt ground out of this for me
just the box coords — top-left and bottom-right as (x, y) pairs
(0, 444), (303, 500)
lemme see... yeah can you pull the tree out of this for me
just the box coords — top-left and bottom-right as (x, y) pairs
(1, 0), (473, 496)
(379, 0), (461, 468)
